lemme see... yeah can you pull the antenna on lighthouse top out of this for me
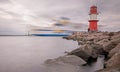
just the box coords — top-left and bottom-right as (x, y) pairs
(95, 0), (98, 6)
(95, 0), (103, 14)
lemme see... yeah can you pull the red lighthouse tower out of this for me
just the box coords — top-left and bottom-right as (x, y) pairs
(89, 5), (99, 32)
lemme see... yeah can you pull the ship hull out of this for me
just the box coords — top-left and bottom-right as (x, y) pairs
(32, 34), (71, 36)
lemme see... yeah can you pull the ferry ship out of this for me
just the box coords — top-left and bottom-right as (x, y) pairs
(28, 24), (80, 36)
(30, 30), (72, 36)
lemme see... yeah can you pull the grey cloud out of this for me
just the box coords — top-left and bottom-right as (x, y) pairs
(0, 0), (11, 3)
(0, 8), (21, 17)
(12, 0), (120, 31)
(97, 0), (120, 14)
(0, 0), (119, 33)
(94, 0), (120, 31)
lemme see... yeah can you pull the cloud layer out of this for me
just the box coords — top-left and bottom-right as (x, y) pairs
(0, 0), (120, 34)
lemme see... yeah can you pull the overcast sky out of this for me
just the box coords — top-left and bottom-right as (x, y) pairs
(0, 0), (120, 34)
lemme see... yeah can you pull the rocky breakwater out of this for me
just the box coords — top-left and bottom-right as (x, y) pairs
(63, 31), (120, 72)
(96, 32), (120, 72)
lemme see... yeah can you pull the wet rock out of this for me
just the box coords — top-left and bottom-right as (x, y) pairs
(109, 43), (120, 57)
(44, 55), (86, 72)
(56, 55), (87, 65)
(44, 55), (86, 66)
(45, 61), (79, 72)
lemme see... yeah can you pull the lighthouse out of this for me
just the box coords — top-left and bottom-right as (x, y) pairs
(88, 5), (99, 32)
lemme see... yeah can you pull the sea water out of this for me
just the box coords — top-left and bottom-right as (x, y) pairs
(0, 36), (104, 72)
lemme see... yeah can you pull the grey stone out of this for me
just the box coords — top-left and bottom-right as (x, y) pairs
(106, 51), (120, 67)
(109, 43), (120, 57)
(103, 38), (120, 52)
(45, 55), (86, 66)
(68, 44), (92, 61)
(44, 55), (87, 72)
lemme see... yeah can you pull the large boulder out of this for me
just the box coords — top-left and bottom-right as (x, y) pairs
(103, 38), (120, 52)
(44, 55), (86, 72)
(68, 44), (93, 61)
(109, 43), (120, 57)
(68, 44), (105, 61)
(106, 51), (120, 67)
(44, 55), (86, 66)
(91, 44), (106, 58)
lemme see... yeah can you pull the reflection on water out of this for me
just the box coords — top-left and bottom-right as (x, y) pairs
(0, 36), (104, 72)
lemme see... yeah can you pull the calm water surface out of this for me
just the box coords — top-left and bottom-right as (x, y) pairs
(0, 36), (104, 72)
(0, 36), (78, 72)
